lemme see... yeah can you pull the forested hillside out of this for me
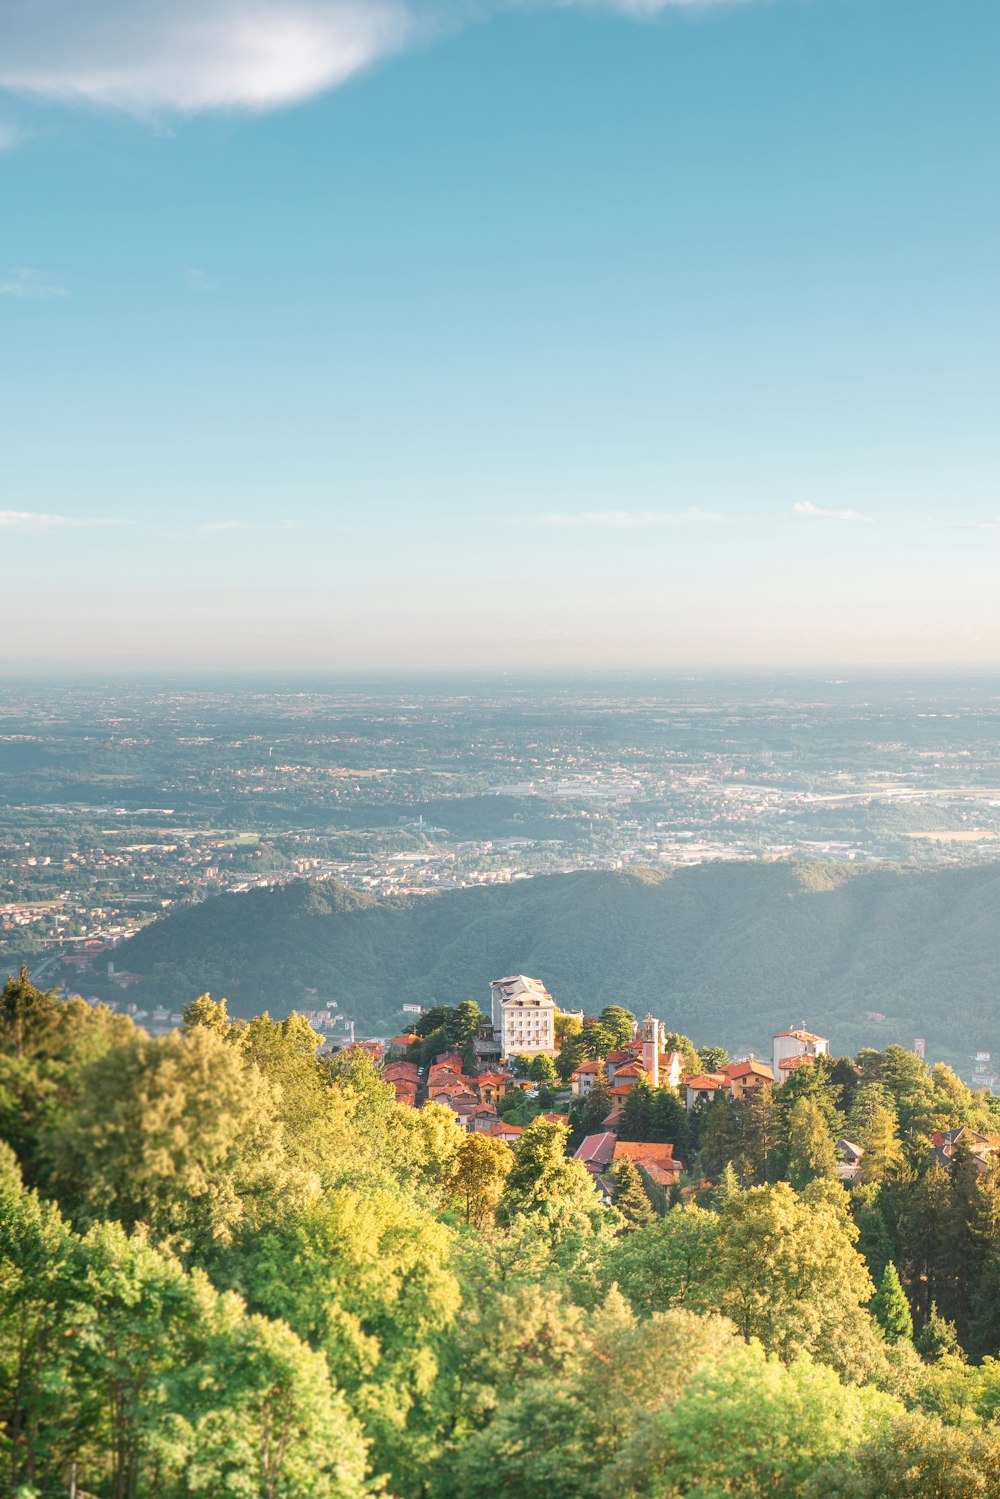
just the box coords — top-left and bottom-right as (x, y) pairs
(116, 862), (1000, 1064)
(7, 970), (1000, 1497)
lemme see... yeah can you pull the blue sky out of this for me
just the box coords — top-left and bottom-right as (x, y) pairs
(1, 0), (998, 671)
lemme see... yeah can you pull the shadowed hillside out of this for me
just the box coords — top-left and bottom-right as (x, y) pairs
(112, 862), (1000, 1066)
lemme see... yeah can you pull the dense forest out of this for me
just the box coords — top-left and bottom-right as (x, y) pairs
(116, 861), (1000, 1064)
(6, 969), (1000, 1496)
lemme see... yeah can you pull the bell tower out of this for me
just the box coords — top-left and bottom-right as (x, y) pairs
(642, 1014), (659, 1089)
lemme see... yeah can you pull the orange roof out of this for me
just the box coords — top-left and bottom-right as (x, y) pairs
(774, 1029), (827, 1043)
(613, 1140), (676, 1165)
(476, 1071), (506, 1084)
(684, 1072), (727, 1090)
(538, 1112), (569, 1125)
(726, 1061), (775, 1081)
(778, 1055), (814, 1072)
(571, 1060), (603, 1075)
(613, 1061), (646, 1078)
(606, 1050), (632, 1064)
(640, 1161), (682, 1185)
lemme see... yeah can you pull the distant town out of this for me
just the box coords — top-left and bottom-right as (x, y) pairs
(6, 676), (1000, 991)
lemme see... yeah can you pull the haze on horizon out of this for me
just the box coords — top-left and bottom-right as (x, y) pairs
(1, 0), (997, 672)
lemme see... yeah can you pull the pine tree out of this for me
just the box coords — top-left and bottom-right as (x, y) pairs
(870, 1262), (913, 1342)
(611, 1157), (654, 1231)
(785, 1095), (839, 1191)
(577, 1070), (613, 1136)
(617, 1076), (653, 1142)
(915, 1301), (964, 1363)
(715, 1161), (741, 1208)
(858, 1102), (903, 1188)
(856, 1199), (895, 1286)
(649, 1087), (690, 1153)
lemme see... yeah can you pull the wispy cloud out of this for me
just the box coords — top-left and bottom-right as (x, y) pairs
(0, 267), (68, 300)
(538, 507), (725, 529)
(792, 501), (874, 524)
(0, 511), (131, 532)
(952, 520), (1000, 531)
(0, 1), (415, 115)
(0, 0), (769, 116)
(0, 121), (23, 151)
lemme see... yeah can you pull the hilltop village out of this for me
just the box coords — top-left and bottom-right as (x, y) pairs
(345, 975), (977, 1205)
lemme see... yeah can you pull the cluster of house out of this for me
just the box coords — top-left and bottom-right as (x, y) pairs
(570, 1021), (829, 1199)
(382, 1047), (569, 1143)
(371, 979), (843, 1205)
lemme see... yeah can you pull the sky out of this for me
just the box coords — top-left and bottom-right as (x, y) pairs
(1, 0), (998, 672)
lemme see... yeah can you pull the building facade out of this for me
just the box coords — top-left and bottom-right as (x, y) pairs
(489, 974), (557, 1060)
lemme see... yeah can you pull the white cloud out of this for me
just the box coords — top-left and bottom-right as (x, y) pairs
(0, 511), (130, 532)
(0, 0), (769, 116)
(0, 1), (414, 115)
(953, 520), (1000, 531)
(0, 121), (23, 150)
(538, 507), (725, 529)
(0, 267), (68, 300)
(792, 501), (874, 524)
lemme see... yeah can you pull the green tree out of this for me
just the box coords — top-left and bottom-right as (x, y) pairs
(814, 1412), (1000, 1499)
(617, 1076), (653, 1142)
(0, 966), (57, 1060)
(498, 1121), (603, 1229)
(598, 1006), (637, 1049)
(49, 1027), (305, 1259)
(916, 1302), (964, 1363)
(607, 1204), (720, 1316)
(449, 1132), (513, 1227)
(575, 1070), (613, 1138)
(628, 1342), (895, 1499)
(714, 1183), (881, 1379)
(871, 1262), (913, 1342)
(181, 991), (231, 1034)
(698, 1045), (729, 1072)
(529, 1053), (558, 1084)
(785, 1094), (839, 1191)
(611, 1157), (654, 1231)
(858, 1102), (904, 1188)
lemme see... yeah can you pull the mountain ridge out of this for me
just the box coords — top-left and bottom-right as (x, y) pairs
(110, 861), (1000, 1069)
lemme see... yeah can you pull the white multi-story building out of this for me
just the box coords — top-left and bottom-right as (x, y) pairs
(490, 974), (557, 1060)
(772, 1027), (830, 1084)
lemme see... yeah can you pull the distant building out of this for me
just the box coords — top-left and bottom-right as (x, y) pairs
(570, 1059), (604, 1096)
(684, 1072), (728, 1111)
(836, 1139), (864, 1183)
(772, 1027), (829, 1084)
(490, 974), (557, 1060)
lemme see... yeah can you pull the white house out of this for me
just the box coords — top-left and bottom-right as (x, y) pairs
(772, 1027), (830, 1084)
(490, 974), (557, 1061)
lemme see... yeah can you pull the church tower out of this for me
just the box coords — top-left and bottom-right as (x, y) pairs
(642, 1014), (659, 1088)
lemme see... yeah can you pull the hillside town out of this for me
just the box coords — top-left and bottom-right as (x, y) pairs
(337, 975), (954, 1202)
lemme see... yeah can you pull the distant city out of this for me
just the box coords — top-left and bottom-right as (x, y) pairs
(4, 673), (1000, 1041)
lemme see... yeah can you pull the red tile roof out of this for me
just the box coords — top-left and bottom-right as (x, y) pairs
(684, 1072), (727, 1090)
(725, 1061), (775, 1082)
(573, 1132), (617, 1167)
(613, 1140), (676, 1165)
